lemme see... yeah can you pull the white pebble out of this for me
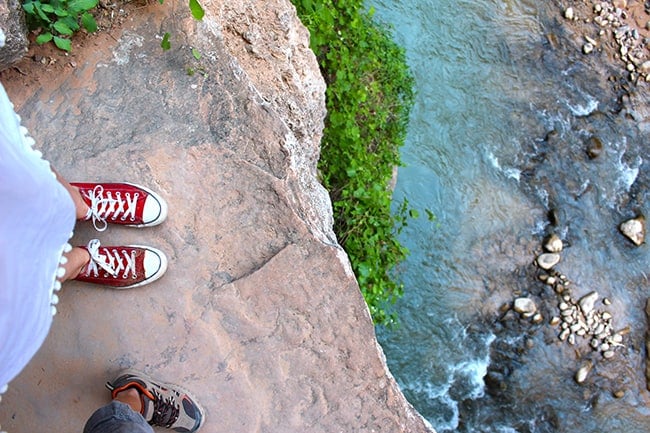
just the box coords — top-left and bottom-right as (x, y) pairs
(575, 361), (593, 383)
(600, 342), (610, 351)
(559, 328), (570, 341)
(564, 7), (575, 20)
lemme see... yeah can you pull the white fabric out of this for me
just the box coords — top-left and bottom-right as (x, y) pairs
(0, 83), (76, 391)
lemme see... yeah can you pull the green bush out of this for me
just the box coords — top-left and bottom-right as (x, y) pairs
(22, 0), (99, 51)
(21, 0), (205, 52)
(292, 0), (415, 325)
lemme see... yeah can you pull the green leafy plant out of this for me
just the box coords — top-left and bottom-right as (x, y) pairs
(22, 0), (205, 52)
(22, 0), (99, 51)
(291, 0), (416, 325)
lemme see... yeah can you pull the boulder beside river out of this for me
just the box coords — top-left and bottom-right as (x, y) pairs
(0, 1), (435, 432)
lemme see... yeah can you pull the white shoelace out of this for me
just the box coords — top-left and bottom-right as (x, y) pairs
(84, 185), (139, 232)
(86, 239), (137, 279)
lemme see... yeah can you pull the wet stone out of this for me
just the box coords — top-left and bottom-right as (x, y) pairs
(544, 234), (563, 253)
(586, 136), (604, 159)
(536, 253), (561, 270)
(579, 291), (599, 316)
(514, 297), (537, 316)
(619, 215), (645, 246)
(575, 360), (593, 384)
(564, 7), (575, 20)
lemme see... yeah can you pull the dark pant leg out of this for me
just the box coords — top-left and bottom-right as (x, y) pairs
(83, 401), (153, 433)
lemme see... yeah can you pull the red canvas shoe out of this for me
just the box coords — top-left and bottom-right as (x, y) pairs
(71, 182), (168, 232)
(74, 239), (167, 289)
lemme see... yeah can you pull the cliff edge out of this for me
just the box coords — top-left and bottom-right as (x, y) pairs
(0, 1), (434, 432)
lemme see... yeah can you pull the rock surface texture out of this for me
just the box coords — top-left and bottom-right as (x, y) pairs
(0, 1), (434, 432)
(0, 0), (28, 70)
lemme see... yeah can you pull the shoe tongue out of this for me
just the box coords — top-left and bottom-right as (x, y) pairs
(141, 393), (156, 422)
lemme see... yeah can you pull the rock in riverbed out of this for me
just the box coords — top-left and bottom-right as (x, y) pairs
(579, 291), (599, 316)
(575, 360), (593, 384)
(536, 253), (561, 270)
(514, 297), (537, 317)
(619, 215), (645, 245)
(543, 234), (563, 253)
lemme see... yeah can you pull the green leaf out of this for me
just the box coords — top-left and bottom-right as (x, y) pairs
(61, 15), (80, 31)
(189, 0), (204, 20)
(22, 2), (35, 15)
(53, 20), (74, 35)
(54, 7), (69, 17)
(40, 3), (55, 12)
(81, 12), (98, 32)
(408, 208), (419, 218)
(35, 32), (53, 44)
(161, 32), (171, 51)
(53, 36), (72, 51)
(67, 0), (98, 13)
(34, 3), (52, 23)
(191, 47), (201, 60)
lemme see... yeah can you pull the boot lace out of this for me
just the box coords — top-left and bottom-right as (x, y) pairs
(150, 389), (180, 428)
(86, 239), (137, 279)
(84, 185), (139, 232)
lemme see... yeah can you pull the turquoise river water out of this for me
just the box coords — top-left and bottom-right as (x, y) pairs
(372, 0), (650, 432)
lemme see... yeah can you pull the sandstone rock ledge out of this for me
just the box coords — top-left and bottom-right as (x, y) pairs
(0, 1), (434, 432)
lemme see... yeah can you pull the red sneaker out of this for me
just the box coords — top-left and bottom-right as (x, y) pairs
(74, 239), (167, 289)
(71, 182), (168, 232)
